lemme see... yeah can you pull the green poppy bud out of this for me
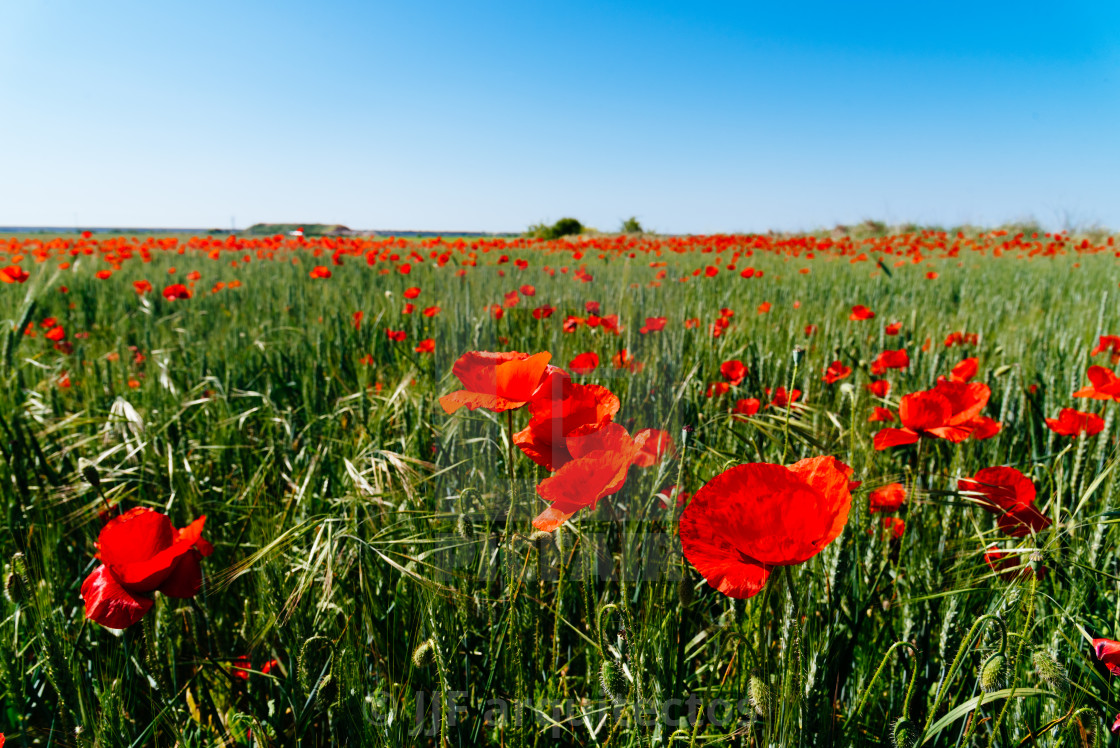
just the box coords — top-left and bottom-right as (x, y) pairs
(891, 717), (918, 748)
(980, 653), (1006, 693)
(600, 659), (629, 701)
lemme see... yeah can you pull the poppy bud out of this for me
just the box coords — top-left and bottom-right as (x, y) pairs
(980, 653), (1006, 693)
(80, 459), (100, 489)
(412, 638), (436, 669)
(599, 659), (629, 701)
(1031, 648), (1065, 690)
(677, 576), (694, 607)
(5, 553), (29, 605)
(456, 514), (475, 541)
(792, 346), (805, 366)
(748, 673), (769, 716)
(891, 717), (918, 748)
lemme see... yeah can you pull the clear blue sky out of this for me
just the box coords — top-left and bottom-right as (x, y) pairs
(1, 1), (1118, 233)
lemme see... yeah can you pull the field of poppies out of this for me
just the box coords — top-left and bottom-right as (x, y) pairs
(1, 225), (1120, 746)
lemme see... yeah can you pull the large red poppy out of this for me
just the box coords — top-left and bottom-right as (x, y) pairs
(439, 351), (558, 413)
(1073, 366), (1120, 402)
(680, 457), (854, 598)
(532, 423), (647, 531)
(720, 360), (748, 386)
(81, 507), (213, 629)
(1093, 637), (1120, 676)
(957, 466), (1051, 537)
(873, 381), (999, 449)
(513, 381), (619, 471)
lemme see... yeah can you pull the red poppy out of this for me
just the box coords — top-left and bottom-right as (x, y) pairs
(680, 456), (854, 598)
(439, 351), (557, 414)
(80, 507), (213, 629)
(644, 316), (667, 332)
(513, 381), (619, 472)
(870, 349), (909, 375)
(585, 301), (600, 314)
(0, 265), (29, 284)
(133, 280), (153, 294)
(684, 318), (701, 329)
(885, 322), (902, 335)
(733, 398), (761, 418)
(1073, 366), (1120, 402)
(46, 326), (66, 342)
(706, 382), (730, 398)
(822, 360), (852, 384)
(720, 359), (748, 386)
(949, 357), (978, 383)
(309, 266), (332, 279)
(386, 329), (407, 342)
(757, 302), (771, 314)
(849, 305), (875, 321)
(532, 423), (645, 531)
(768, 387), (801, 409)
(868, 406), (895, 422)
(414, 338), (435, 354)
(958, 466), (1051, 537)
(804, 324), (818, 336)
(632, 428), (675, 468)
(520, 284), (536, 296)
(866, 380), (891, 398)
(869, 483), (906, 513)
(562, 315), (584, 333)
(530, 305), (553, 320)
(612, 349), (642, 372)
(880, 516), (905, 539)
(423, 306), (441, 318)
(404, 287), (421, 299)
(983, 544), (1043, 581)
(95, 269), (113, 280)
(1045, 407), (1104, 437)
(1092, 638), (1120, 676)
(162, 283), (192, 300)
(569, 352), (599, 374)
(1091, 335), (1120, 359)
(402, 303), (415, 315)
(873, 381), (999, 449)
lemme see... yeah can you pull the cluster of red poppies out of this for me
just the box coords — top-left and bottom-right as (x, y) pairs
(438, 350), (673, 531)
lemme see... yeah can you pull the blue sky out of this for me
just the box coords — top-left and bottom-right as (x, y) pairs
(1, 1), (1118, 233)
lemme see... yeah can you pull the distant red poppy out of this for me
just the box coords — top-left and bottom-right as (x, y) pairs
(880, 517), (905, 539)
(569, 352), (600, 374)
(849, 305), (875, 321)
(46, 326), (66, 342)
(1074, 366), (1120, 402)
(866, 380), (891, 398)
(720, 359), (748, 386)
(2, 266), (31, 284)
(757, 302), (771, 314)
(1093, 638), (1120, 676)
(414, 338), (435, 354)
(885, 322), (902, 335)
(733, 398), (761, 418)
(562, 315), (584, 332)
(1091, 335), (1120, 359)
(644, 316), (667, 332)
(984, 544), (1043, 581)
(439, 351), (557, 414)
(632, 428), (675, 468)
(404, 287), (422, 299)
(308, 265), (331, 279)
(423, 306), (441, 317)
(706, 382), (730, 398)
(874, 381), (998, 449)
(585, 301), (600, 314)
(162, 283), (192, 300)
(822, 361), (852, 384)
(1045, 408), (1104, 437)
(81, 507), (213, 629)
(532, 423), (645, 531)
(958, 466), (1051, 537)
(768, 386), (801, 409)
(95, 269), (113, 280)
(870, 349), (909, 376)
(386, 329), (406, 342)
(949, 357), (978, 383)
(680, 456), (854, 598)
(868, 406), (895, 422)
(352, 311), (363, 330)
(612, 349), (642, 373)
(869, 483), (905, 513)
(804, 324), (818, 336)
(520, 284), (536, 296)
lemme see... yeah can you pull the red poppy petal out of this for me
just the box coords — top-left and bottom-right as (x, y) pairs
(97, 507), (174, 567)
(873, 428), (920, 450)
(81, 564), (153, 629)
(439, 390), (528, 414)
(158, 550), (204, 598)
(532, 505), (576, 532)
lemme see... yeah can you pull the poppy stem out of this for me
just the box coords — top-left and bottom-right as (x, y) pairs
(507, 409), (516, 525)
